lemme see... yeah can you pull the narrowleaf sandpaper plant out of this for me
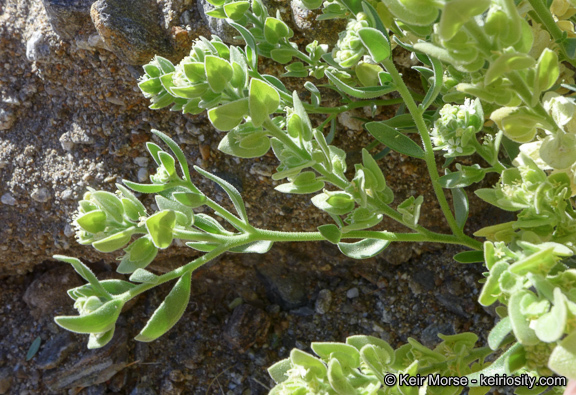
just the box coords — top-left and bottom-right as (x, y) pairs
(53, 0), (576, 393)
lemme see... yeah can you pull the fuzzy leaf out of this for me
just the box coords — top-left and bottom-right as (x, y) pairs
(205, 56), (233, 93)
(453, 250), (484, 263)
(325, 70), (396, 99)
(337, 238), (390, 259)
(173, 192), (206, 208)
(135, 271), (192, 342)
(318, 224), (342, 244)
(195, 166), (248, 223)
(358, 27), (390, 62)
(488, 316), (512, 350)
(55, 299), (124, 334)
(249, 79), (280, 127)
(365, 122), (425, 159)
(223, 1), (250, 20)
(548, 329), (576, 379)
(208, 98), (249, 131)
(129, 268), (159, 284)
(145, 210), (176, 249)
(268, 358), (292, 384)
(92, 228), (134, 253)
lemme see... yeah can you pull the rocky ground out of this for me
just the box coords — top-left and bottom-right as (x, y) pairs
(0, 0), (506, 394)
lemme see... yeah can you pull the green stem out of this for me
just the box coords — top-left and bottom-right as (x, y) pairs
(381, 58), (463, 238)
(204, 197), (255, 233)
(507, 71), (559, 129)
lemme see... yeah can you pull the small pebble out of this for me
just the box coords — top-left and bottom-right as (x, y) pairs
(315, 289), (332, 314)
(137, 168), (148, 182)
(346, 287), (359, 299)
(1, 193), (16, 206)
(31, 187), (50, 203)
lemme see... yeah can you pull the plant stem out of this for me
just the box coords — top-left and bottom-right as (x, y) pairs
(381, 58), (464, 238)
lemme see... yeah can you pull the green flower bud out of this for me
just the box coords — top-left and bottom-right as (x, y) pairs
(333, 13), (370, 69)
(431, 98), (484, 157)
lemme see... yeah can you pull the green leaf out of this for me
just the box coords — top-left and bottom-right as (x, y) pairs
(466, 343), (521, 385)
(347, 335), (395, 359)
(534, 288), (566, 343)
(327, 359), (356, 394)
(358, 27), (390, 62)
(91, 191), (124, 223)
(135, 271), (192, 342)
(488, 316), (512, 350)
(478, 261), (508, 306)
(509, 291), (539, 346)
(129, 268), (159, 284)
(548, 329), (576, 379)
(117, 236), (159, 274)
(223, 1), (250, 20)
(151, 129), (195, 187)
(534, 48), (559, 96)
(453, 250), (484, 263)
(194, 166), (248, 223)
(290, 349), (327, 379)
(229, 240), (274, 253)
(205, 56), (233, 93)
(87, 327), (115, 349)
(75, 210), (106, 234)
(484, 53), (535, 85)
(326, 70), (396, 99)
(360, 345), (389, 382)
(419, 55), (443, 111)
(268, 358), (292, 384)
(149, 91), (174, 109)
(271, 48), (297, 64)
(26, 336), (41, 361)
(138, 77), (163, 96)
(264, 17), (293, 45)
(155, 56), (175, 73)
(194, 213), (234, 235)
(123, 180), (173, 194)
(438, 0), (490, 41)
(173, 191), (206, 208)
(365, 122), (425, 159)
(228, 22), (258, 69)
(337, 238), (390, 259)
(155, 195), (193, 226)
(312, 342), (360, 367)
(185, 241), (220, 252)
(55, 299), (124, 334)
(145, 210), (176, 249)
(318, 224), (342, 244)
(208, 98), (249, 131)
(452, 186), (468, 230)
(249, 79), (280, 127)
(92, 228), (135, 253)
(170, 83), (209, 99)
(54, 255), (112, 300)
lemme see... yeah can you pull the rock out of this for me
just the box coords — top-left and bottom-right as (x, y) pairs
(346, 287), (359, 299)
(36, 332), (77, 370)
(0, 368), (12, 395)
(256, 263), (307, 310)
(90, 0), (174, 65)
(408, 268), (435, 295)
(223, 304), (270, 352)
(0, 107), (16, 131)
(1, 193), (16, 206)
(314, 289), (332, 314)
(30, 187), (51, 203)
(290, 0), (345, 45)
(41, 0), (95, 40)
(23, 265), (83, 319)
(130, 384), (158, 395)
(43, 328), (129, 391)
(26, 31), (54, 63)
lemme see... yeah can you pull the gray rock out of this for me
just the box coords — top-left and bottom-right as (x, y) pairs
(0, 368), (12, 395)
(256, 263), (307, 310)
(43, 328), (129, 391)
(90, 0), (174, 65)
(223, 304), (270, 352)
(36, 332), (77, 370)
(130, 384), (158, 395)
(346, 287), (359, 299)
(41, 0), (95, 40)
(1, 193), (16, 206)
(23, 265), (83, 319)
(26, 31), (53, 63)
(30, 187), (51, 203)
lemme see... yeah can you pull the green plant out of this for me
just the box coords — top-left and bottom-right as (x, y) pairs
(52, 0), (576, 393)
